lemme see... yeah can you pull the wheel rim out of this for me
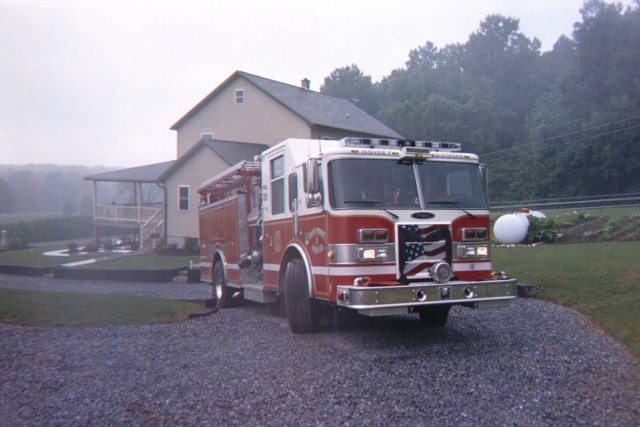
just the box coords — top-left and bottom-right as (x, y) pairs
(213, 263), (224, 301)
(215, 282), (224, 300)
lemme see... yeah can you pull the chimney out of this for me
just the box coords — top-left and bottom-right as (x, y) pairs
(201, 133), (214, 141)
(301, 78), (310, 90)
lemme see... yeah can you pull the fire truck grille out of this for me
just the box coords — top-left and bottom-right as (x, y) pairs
(398, 224), (452, 281)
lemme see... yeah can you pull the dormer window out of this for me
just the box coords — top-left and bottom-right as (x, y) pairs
(235, 89), (244, 105)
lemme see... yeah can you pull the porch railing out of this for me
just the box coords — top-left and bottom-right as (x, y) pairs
(94, 203), (164, 248)
(95, 204), (163, 224)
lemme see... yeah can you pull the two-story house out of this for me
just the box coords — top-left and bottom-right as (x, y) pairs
(85, 70), (404, 248)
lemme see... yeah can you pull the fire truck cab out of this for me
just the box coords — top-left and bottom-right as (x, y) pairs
(198, 137), (517, 333)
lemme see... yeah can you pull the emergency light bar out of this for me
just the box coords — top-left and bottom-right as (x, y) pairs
(341, 137), (461, 152)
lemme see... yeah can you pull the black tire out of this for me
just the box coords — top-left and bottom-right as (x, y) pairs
(284, 258), (319, 333)
(213, 261), (233, 308)
(418, 304), (451, 327)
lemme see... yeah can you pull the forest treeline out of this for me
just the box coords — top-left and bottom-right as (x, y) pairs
(320, 0), (640, 202)
(0, 164), (161, 215)
(0, 165), (110, 215)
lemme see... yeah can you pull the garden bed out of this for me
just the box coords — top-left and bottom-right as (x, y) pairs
(0, 264), (53, 277)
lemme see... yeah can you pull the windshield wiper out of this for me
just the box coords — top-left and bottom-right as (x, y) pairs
(344, 201), (399, 220)
(429, 200), (476, 218)
(381, 208), (399, 220)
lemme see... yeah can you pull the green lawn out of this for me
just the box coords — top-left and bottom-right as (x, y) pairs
(492, 242), (640, 358)
(0, 250), (203, 327)
(0, 288), (204, 327)
(0, 247), (114, 267)
(0, 248), (198, 270)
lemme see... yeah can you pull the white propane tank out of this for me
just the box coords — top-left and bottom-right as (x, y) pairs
(514, 212), (530, 226)
(530, 210), (546, 219)
(494, 213), (529, 244)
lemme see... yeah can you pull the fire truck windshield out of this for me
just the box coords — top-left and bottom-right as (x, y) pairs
(328, 158), (487, 210)
(418, 161), (488, 209)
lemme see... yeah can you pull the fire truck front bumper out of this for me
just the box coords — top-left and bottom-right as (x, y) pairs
(336, 279), (517, 316)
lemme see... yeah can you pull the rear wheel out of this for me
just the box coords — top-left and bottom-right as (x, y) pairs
(213, 261), (233, 308)
(284, 258), (319, 333)
(418, 304), (451, 327)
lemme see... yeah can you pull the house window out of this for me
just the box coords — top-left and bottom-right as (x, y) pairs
(271, 156), (284, 215)
(178, 186), (190, 211)
(235, 89), (244, 105)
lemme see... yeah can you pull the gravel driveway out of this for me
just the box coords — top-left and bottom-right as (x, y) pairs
(1, 274), (638, 426)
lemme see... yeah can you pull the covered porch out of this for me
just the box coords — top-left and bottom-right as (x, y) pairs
(84, 161), (175, 249)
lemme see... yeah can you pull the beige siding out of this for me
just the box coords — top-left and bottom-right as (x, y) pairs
(176, 76), (310, 157)
(165, 148), (229, 241)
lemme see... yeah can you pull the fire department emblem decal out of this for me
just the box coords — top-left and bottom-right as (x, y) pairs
(273, 230), (282, 252)
(306, 227), (326, 255)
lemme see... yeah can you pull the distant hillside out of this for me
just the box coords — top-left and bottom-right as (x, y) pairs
(0, 164), (115, 175)
(0, 164), (121, 215)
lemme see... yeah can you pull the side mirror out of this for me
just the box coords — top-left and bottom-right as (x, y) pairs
(305, 159), (319, 194)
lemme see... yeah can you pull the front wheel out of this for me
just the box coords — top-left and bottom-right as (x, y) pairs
(213, 261), (233, 308)
(284, 258), (319, 333)
(418, 304), (451, 327)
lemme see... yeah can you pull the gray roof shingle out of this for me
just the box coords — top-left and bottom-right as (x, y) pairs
(203, 138), (268, 165)
(240, 72), (403, 138)
(84, 161), (175, 182)
(84, 139), (267, 183)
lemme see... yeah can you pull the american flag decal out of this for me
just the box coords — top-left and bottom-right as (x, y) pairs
(399, 224), (451, 280)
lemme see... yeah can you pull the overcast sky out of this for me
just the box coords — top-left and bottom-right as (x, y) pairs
(0, 0), (633, 168)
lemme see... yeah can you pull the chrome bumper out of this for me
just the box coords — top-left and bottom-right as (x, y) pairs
(336, 279), (517, 316)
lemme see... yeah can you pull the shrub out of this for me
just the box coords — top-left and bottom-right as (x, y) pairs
(526, 216), (558, 243)
(0, 216), (93, 249)
(102, 239), (114, 251)
(154, 241), (178, 254)
(83, 240), (101, 253)
(183, 237), (200, 254)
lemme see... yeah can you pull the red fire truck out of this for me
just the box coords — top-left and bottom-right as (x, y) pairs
(198, 137), (516, 333)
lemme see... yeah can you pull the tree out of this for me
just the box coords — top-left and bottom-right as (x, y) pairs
(461, 15), (542, 151)
(574, 0), (629, 105)
(320, 65), (379, 115)
(378, 100), (422, 138)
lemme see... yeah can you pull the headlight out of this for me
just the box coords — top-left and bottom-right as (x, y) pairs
(458, 245), (489, 258)
(328, 244), (395, 264)
(358, 247), (389, 261)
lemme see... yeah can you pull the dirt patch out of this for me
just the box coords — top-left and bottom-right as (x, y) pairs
(554, 213), (640, 244)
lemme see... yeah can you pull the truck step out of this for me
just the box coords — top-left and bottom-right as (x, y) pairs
(243, 283), (279, 304)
